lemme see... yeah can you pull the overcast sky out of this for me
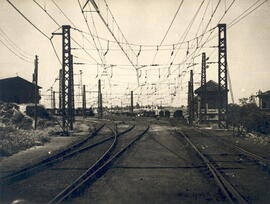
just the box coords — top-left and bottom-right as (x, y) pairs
(0, 0), (269, 108)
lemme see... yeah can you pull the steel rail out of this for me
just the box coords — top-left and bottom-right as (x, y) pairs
(48, 125), (149, 204)
(0, 124), (135, 185)
(0, 124), (105, 184)
(178, 130), (248, 204)
(48, 127), (118, 204)
(194, 129), (270, 167)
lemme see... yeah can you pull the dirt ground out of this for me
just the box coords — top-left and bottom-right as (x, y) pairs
(1, 116), (270, 203)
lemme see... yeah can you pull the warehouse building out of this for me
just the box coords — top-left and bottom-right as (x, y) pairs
(0, 76), (41, 104)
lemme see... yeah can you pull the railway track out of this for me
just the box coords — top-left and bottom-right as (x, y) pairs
(177, 129), (270, 204)
(195, 129), (270, 168)
(0, 123), (136, 186)
(48, 125), (149, 204)
(0, 124), (106, 185)
(0, 123), (148, 204)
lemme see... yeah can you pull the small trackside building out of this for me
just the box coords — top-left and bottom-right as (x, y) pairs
(0, 76), (41, 104)
(194, 80), (227, 122)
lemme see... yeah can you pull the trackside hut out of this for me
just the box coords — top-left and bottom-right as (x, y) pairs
(0, 76), (41, 104)
(194, 80), (227, 122)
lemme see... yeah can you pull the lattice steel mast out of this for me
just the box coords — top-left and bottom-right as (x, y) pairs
(200, 52), (207, 121)
(218, 24), (228, 128)
(54, 25), (74, 133)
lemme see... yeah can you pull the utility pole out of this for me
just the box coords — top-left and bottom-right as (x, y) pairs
(131, 91), (134, 113)
(200, 52), (207, 122)
(53, 25), (74, 133)
(188, 70), (194, 125)
(34, 55), (38, 130)
(82, 85), (86, 117)
(218, 24), (228, 128)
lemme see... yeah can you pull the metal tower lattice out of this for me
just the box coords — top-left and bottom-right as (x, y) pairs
(188, 70), (194, 125)
(61, 25), (74, 132)
(200, 52), (207, 121)
(218, 24), (228, 128)
(59, 69), (62, 113)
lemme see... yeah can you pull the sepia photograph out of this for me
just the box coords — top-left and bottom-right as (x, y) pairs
(0, 0), (270, 203)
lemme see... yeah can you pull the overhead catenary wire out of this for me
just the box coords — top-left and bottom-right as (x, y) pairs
(151, 0), (185, 64)
(6, 0), (63, 65)
(228, 0), (268, 28)
(6, 0), (269, 107)
(0, 26), (33, 60)
(6, 0), (49, 39)
(33, 0), (99, 64)
(77, 0), (107, 66)
(137, 0), (225, 103)
(0, 37), (33, 63)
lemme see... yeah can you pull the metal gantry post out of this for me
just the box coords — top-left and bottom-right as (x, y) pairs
(59, 69), (62, 115)
(200, 52), (207, 121)
(100, 93), (103, 118)
(82, 85), (86, 117)
(131, 91), (134, 113)
(60, 25), (74, 133)
(188, 70), (194, 125)
(98, 79), (102, 119)
(69, 55), (75, 127)
(218, 24), (228, 128)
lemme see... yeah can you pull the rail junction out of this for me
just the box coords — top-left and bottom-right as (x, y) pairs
(0, 117), (269, 204)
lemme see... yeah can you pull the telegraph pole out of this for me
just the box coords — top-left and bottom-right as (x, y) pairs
(200, 52), (207, 122)
(34, 55), (38, 130)
(82, 85), (86, 117)
(218, 24), (228, 128)
(131, 91), (134, 113)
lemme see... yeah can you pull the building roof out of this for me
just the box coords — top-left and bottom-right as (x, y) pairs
(195, 80), (226, 94)
(0, 76), (42, 89)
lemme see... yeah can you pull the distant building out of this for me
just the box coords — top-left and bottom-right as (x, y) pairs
(257, 90), (270, 112)
(0, 76), (41, 104)
(194, 80), (227, 122)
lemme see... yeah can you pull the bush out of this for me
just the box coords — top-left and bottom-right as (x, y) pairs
(228, 103), (270, 135)
(26, 105), (50, 119)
